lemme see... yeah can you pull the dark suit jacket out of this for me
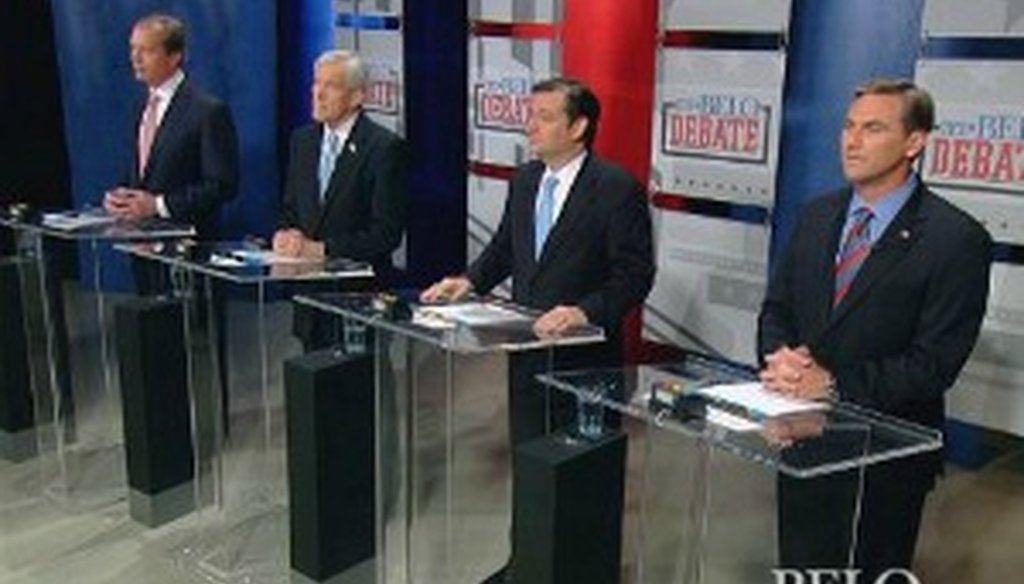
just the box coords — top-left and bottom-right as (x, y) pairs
(467, 154), (655, 346)
(281, 112), (406, 270)
(126, 79), (239, 239)
(759, 182), (992, 439)
(466, 154), (654, 445)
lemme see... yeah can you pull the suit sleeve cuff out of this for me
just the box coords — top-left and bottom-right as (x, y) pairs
(155, 195), (171, 219)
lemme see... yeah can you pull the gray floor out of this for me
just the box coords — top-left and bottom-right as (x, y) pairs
(3, 288), (1024, 583)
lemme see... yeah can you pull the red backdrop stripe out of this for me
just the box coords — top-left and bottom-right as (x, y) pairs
(562, 0), (659, 362)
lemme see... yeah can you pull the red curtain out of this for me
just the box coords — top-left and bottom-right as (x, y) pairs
(563, 0), (659, 362)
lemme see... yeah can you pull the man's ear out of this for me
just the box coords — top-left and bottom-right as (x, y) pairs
(906, 130), (927, 161)
(569, 116), (589, 143)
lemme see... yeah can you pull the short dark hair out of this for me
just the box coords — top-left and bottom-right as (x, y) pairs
(136, 14), (186, 56)
(854, 78), (934, 133)
(531, 77), (601, 148)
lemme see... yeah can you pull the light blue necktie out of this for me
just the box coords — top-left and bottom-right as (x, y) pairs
(534, 175), (559, 259)
(318, 131), (341, 201)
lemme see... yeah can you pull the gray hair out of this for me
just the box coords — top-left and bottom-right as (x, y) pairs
(314, 50), (366, 91)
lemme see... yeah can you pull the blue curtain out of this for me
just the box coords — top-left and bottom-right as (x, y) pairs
(773, 0), (924, 264)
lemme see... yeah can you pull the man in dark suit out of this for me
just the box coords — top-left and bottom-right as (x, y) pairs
(273, 50), (405, 272)
(758, 79), (992, 581)
(103, 14), (238, 239)
(274, 50), (406, 351)
(422, 77), (654, 582)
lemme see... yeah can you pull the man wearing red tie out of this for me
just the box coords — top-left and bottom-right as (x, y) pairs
(103, 13), (238, 239)
(758, 79), (992, 580)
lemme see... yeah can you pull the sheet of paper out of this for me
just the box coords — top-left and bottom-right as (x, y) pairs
(706, 406), (762, 432)
(416, 302), (532, 326)
(228, 249), (318, 265)
(209, 254), (244, 267)
(697, 382), (828, 418)
(41, 211), (117, 231)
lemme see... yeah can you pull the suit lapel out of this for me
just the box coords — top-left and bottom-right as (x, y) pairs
(806, 193), (850, 340)
(829, 185), (925, 324)
(317, 114), (367, 232)
(144, 82), (189, 181)
(535, 156), (598, 268)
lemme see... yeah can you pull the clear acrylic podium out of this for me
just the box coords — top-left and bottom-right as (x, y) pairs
(116, 242), (374, 583)
(0, 208), (194, 510)
(291, 292), (606, 584)
(537, 355), (944, 584)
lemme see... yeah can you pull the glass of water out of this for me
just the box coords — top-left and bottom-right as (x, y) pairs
(576, 379), (611, 440)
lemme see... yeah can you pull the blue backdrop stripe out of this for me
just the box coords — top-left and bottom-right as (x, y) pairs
(922, 37), (1024, 60)
(772, 0), (924, 268)
(335, 13), (402, 31)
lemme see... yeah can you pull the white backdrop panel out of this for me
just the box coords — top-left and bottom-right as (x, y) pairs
(661, 0), (791, 31)
(949, 264), (1024, 436)
(917, 59), (1024, 245)
(469, 0), (560, 22)
(643, 211), (769, 365)
(923, 0), (1024, 36)
(468, 37), (558, 166)
(652, 49), (785, 207)
(333, 1), (404, 134)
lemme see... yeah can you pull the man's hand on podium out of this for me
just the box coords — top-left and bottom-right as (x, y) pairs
(533, 305), (588, 337)
(760, 345), (834, 400)
(272, 228), (325, 259)
(103, 187), (158, 220)
(420, 276), (473, 303)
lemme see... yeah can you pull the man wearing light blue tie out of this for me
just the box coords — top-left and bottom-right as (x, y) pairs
(421, 77), (654, 584)
(273, 50), (405, 272)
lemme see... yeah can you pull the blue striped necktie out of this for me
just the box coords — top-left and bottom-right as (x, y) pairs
(534, 175), (560, 259)
(833, 206), (874, 306)
(318, 131), (341, 201)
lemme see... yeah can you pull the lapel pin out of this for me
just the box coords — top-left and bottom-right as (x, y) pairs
(348, 142), (357, 154)
(900, 229), (910, 240)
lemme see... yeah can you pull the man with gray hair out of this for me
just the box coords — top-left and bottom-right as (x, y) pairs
(273, 50), (405, 271)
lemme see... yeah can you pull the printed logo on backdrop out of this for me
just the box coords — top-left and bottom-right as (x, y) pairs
(363, 61), (401, 116)
(661, 91), (771, 165)
(473, 76), (532, 133)
(924, 105), (1024, 194)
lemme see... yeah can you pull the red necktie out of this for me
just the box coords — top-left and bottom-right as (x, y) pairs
(137, 93), (161, 178)
(833, 207), (873, 306)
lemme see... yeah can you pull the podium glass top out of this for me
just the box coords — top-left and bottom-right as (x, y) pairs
(115, 241), (374, 284)
(1, 207), (195, 241)
(294, 292), (606, 354)
(537, 357), (943, 478)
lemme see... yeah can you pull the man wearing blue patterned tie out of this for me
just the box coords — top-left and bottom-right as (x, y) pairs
(273, 50), (405, 270)
(758, 79), (992, 580)
(421, 78), (654, 583)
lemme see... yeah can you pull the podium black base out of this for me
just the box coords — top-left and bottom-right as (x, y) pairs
(286, 349), (376, 582)
(128, 482), (195, 528)
(1, 258), (35, 462)
(290, 557), (375, 584)
(512, 431), (627, 584)
(115, 297), (193, 527)
(0, 428), (36, 462)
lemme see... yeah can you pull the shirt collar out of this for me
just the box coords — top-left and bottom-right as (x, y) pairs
(849, 173), (918, 242)
(542, 148), (588, 187)
(150, 69), (185, 103)
(322, 110), (359, 148)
